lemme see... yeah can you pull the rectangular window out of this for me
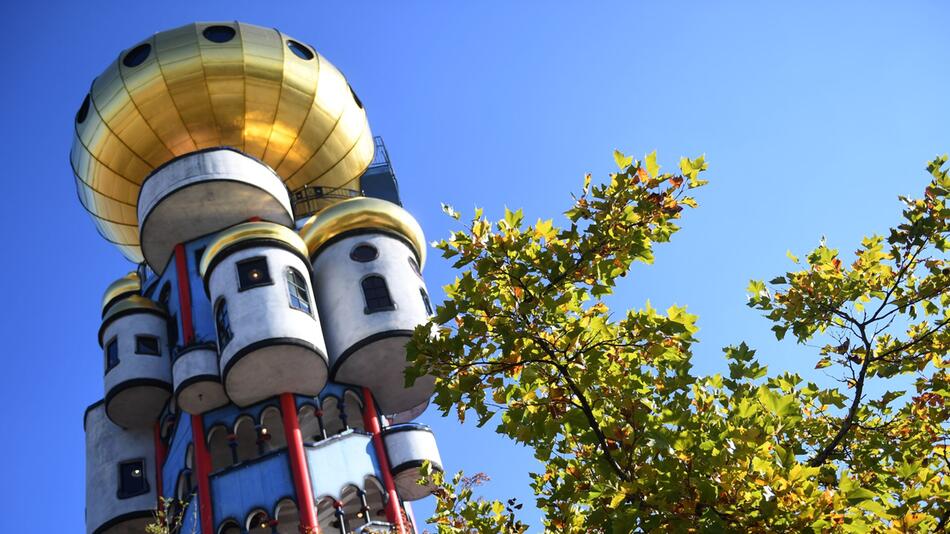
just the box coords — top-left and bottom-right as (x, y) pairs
(237, 257), (272, 290)
(135, 335), (161, 356)
(105, 338), (119, 372)
(117, 459), (149, 499)
(216, 300), (233, 350)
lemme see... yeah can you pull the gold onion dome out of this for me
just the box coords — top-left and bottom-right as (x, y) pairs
(299, 197), (427, 267)
(71, 21), (375, 262)
(100, 271), (142, 315)
(199, 221), (309, 281)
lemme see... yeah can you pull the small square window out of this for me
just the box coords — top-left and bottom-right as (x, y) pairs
(135, 335), (161, 356)
(237, 257), (272, 290)
(105, 338), (119, 373)
(117, 459), (149, 499)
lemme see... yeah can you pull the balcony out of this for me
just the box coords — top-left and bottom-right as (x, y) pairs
(209, 449), (295, 527)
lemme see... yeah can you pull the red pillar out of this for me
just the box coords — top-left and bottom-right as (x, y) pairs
(280, 393), (320, 533)
(153, 422), (166, 514)
(361, 387), (407, 534)
(175, 244), (212, 532)
(173, 244), (194, 343)
(192, 415), (215, 534)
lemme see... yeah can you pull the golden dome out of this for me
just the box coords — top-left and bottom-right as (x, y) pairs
(199, 221), (309, 281)
(101, 271), (141, 315)
(72, 22), (375, 262)
(299, 197), (427, 267)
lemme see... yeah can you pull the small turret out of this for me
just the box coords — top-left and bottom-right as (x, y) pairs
(201, 222), (329, 406)
(301, 197), (436, 415)
(99, 275), (172, 428)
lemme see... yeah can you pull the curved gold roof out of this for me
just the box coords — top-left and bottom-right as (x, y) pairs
(100, 295), (166, 345)
(101, 271), (141, 314)
(72, 22), (375, 262)
(299, 197), (427, 267)
(199, 221), (309, 279)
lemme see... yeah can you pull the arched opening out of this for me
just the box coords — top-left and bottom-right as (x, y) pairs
(217, 520), (241, 534)
(207, 425), (232, 471)
(260, 406), (287, 451)
(343, 390), (365, 432)
(246, 509), (271, 533)
(275, 499), (300, 534)
(233, 416), (258, 463)
(340, 484), (365, 530)
(316, 497), (341, 534)
(363, 476), (388, 522)
(299, 404), (326, 442)
(161, 416), (176, 445)
(321, 396), (345, 436)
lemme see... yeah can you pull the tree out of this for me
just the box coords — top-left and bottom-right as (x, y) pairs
(407, 151), (950, 532)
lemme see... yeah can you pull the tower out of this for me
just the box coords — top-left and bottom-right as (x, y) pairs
(77, 22), (442, 534)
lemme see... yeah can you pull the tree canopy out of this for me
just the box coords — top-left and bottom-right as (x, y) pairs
(408, 151), (950, 533)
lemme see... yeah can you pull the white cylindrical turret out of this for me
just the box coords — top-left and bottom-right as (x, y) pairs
(85, 401), (157, 534)
(172, 343), (228, 414)
(381, 423), (442, 501)
(137, 148), (295, 271)
(301, 197), (435, 415)
(201, 222), (328, 407)
(100, 288), (172, 429)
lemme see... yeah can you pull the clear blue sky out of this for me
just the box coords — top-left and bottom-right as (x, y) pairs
(0, 1), (948, 531)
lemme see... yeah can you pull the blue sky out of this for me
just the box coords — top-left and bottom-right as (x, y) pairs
(1, 1), (948, 531)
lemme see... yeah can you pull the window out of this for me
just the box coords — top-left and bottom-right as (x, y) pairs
(158, 282), (172, 309)
(362, 275), (394, 313)
(76, 94), (90, 124)
(286, 268), (312, 314)
(216, 300), (233, 349)
(105, 338), (119, 372)
(408, 256), (421, 276)
(135, 335), (161, 356)
(202, 25), (236, 43)
(350, 244), (378, 263)
(122, 43), (151, 68)
(287, 40), (314, 60)
(237, 257), (271, 290)
(117, 459), (149, 499)
(420, 289), (433, 316)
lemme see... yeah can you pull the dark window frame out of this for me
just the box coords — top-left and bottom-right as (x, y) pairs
(420, 288), (433, 316)
(350, 243), (379, 263)
(286, 267), (313, 315)
(408, 256), (422, 277)
(236, 256), (273, 291)
(361, 274), (395, 314)
(215, 299), (234, 350)
(105, 337), (119, 373)
(135, 335), (161, 356)
(117, 458), (149, 499)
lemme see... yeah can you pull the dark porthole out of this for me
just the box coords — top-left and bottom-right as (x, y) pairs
(350, 244), (378, 263)
(287, 40), (314, 60)
(123, 43), (151, 68)
(76, 94), (91, 124)
(348, 84), (363, 109)
(203, 25), (236, 43)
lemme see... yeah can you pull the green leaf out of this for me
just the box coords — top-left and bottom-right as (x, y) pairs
(645, 151), (660, 178)
(613, 149), (633, 169)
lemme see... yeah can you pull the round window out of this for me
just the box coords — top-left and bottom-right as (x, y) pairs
(287, 40), (314, 60)
(350, 244), (378, 263)
(202, 25), (236, 43)
(349, 84), (363, 109)
(76, 94), (91, 124)
(122, 43), (151, 68)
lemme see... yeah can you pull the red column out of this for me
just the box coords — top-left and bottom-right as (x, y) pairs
(192, 415), (215, 534)
(173, 244), (194, 343)
(280, 393), (320, 533)
(361, 387), (407, 534)
(153, 422), (166, 514)
(176, 244), (212, 531)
